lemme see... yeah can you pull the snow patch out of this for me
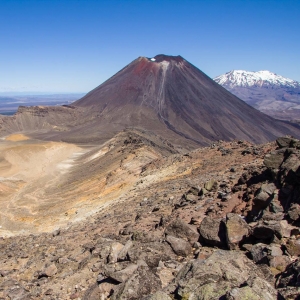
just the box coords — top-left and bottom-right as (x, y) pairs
(214, 70), (300, 88)
(150, 58), (156, 61)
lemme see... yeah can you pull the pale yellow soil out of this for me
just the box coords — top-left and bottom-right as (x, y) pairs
(0, 132), (166, 235)
(0, 138), (85, 234)
(5, 133), (30, 141)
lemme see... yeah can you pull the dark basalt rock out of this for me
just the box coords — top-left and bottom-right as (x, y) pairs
(174, 250), (278, 299)
(165, 235), (192, 257)
(264, 150), (285, 169)
(110, 266), (161, 300)
(225, 213), (249, 250)
(276, 137), (294, 148)
(199, 217), (227, 248)
(165, 218), (199, 244)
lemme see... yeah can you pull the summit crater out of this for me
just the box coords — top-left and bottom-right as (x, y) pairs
(146, 54), (184, 63)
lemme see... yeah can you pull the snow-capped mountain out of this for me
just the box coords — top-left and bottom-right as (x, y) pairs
(214, 70), (300, 121)
(214, 70), (300, 89)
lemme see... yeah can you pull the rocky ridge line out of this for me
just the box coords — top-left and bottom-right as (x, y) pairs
(0, 137), (300, 299)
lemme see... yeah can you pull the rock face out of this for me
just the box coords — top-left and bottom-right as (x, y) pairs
(110, 266), (162, 300)
(165, 235), (192, 257)
(199, 217), (227, 248)
(225, 277), (278, 300)
(40, 264), (57, 278)
(142, 291), (172, 300)
(1, 56), (300, 147)
(225, 213), (249, 250)
(174, 250), (278, 300)
(264, 150), (285, 169)
(165, 218), (199, 244)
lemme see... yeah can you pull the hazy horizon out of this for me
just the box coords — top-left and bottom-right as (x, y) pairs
(0, 93), (86, 114)
(0, 92), (86, 96)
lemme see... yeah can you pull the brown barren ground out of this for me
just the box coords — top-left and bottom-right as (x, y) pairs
(0, 129), (273, 237)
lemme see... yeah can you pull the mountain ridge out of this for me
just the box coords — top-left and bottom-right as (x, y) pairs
(72, 54), (300, 144)
(214, 69), (300, 121)
(214, 69), (300, 88)
(1, 55), (300, 147)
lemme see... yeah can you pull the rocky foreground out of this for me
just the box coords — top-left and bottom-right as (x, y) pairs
(1, 137), (300, 299)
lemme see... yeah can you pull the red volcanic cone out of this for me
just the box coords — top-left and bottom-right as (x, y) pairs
(73, 54), (300, 146)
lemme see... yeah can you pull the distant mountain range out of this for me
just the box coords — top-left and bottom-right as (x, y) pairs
(214, 70), (300, 121)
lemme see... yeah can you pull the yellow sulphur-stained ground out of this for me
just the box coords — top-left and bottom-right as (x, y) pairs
(0, 132), (165, 235)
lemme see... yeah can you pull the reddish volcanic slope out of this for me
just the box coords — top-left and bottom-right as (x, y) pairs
(1, 54), (300, 147)
(72, 54), (300, 145)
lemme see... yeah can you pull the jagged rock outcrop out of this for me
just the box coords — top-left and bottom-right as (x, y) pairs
(173, 250), (278, 300)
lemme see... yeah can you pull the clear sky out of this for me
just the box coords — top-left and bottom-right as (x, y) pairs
(1, 0), (299, 93)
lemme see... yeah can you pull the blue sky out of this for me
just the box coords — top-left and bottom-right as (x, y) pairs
(1, 0), (299, 93)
